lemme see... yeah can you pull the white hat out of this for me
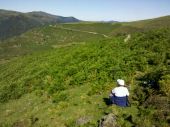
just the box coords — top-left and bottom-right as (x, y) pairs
(117, 79), (125, 86)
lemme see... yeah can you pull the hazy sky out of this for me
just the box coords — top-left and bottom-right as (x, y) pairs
(0, 0), (170, 21)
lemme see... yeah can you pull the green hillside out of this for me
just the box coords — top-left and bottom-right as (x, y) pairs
(50, 16), (170, 38)
(59, 23), (115, 35)
(110, 16), (170, 35)
(0, 24), (170, 127)
(124, 15), (170, 29)
(0, 9), (80, 40)
(0, 25), (105, 63)
(1, 15), (170, 62)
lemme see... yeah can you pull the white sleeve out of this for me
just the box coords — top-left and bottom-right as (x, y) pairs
(126, 88), (129, 96)
(112, 88), (115, 94)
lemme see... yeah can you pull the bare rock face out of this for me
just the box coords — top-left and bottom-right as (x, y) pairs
(99, 113), (118, 127)
(76, 116), (91, 126)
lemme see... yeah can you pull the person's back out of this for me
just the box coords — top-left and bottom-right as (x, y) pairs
(110, 79), (129, 107)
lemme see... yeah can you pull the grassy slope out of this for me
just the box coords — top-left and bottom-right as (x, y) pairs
(123, 15), (170, 29)
(59, 23), (115, 35)
(55, 16), (170, 38)
(0, 27), (170, 126)
(1, 15), (170, 61)
(0, 38), (123, 127)
(0, 25), (105, 61)
(110, 16), (170, 35)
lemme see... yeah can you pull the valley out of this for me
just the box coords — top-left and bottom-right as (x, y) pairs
(0, 15), (170, 127)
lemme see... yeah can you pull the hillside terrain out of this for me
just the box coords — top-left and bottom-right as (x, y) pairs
(0, 9), (80, 40)
(1, 15), (170, 62)
(60, 15), (170, 35)
(0, 16), (170, 127)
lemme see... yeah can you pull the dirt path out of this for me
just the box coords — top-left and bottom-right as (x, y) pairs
(55, 26), (110, 38)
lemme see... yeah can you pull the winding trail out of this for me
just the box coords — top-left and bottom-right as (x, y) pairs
(54, 26), (110, 38)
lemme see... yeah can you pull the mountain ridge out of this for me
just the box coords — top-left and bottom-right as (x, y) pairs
(0, 9), (80, 40)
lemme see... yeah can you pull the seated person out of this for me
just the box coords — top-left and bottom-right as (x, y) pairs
(109, 79), (129, 107)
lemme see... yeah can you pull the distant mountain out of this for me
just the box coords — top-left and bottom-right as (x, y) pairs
(27, 11), (80, 24)
(0, 9), (80, 40)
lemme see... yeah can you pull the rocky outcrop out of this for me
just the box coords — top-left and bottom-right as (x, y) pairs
(99, 113), (118, 127)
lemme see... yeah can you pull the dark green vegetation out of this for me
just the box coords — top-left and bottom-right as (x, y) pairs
(0, 9), (80, 40)
(0, 25), (104, 61)
(0, 16), (170, 127)
(1, 15), (170, 62)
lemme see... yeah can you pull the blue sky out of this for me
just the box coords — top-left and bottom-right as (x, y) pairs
(0, 0), (170, 21)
